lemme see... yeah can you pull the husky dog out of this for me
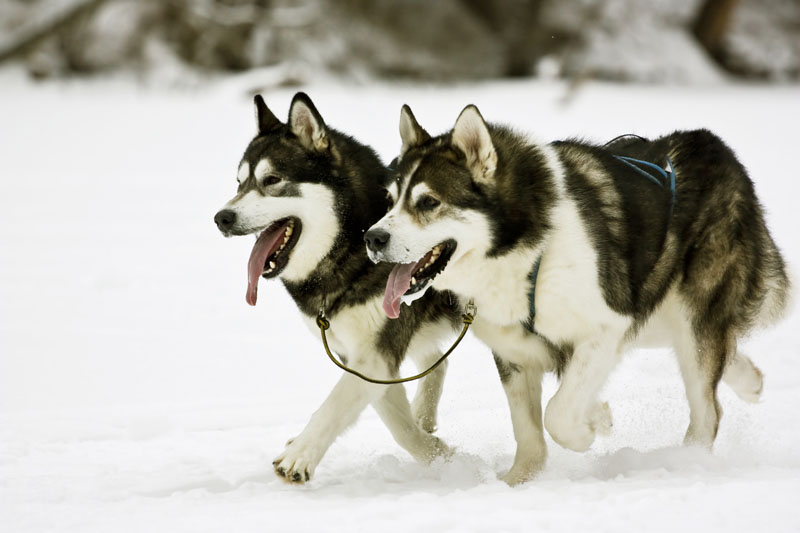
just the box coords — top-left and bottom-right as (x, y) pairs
(365, 104), (791, 484)
(214, 93), (461, 483)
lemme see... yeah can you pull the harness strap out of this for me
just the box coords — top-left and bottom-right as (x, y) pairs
(612, 155), (676, 218)
(524, 154), (677, 333)
(667, 158), (676, 219)
(523, 256), (542, 334)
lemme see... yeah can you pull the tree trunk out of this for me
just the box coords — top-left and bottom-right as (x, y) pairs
(0, 0), (109, 65)
(693, 0), (739, 61)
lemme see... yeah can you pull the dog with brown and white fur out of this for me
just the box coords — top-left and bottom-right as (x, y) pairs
(215, 94), (462, 483)
(366, 104), (791, 484)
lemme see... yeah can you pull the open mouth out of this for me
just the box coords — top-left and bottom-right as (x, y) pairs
(246, 217), (302, 306)
(383, 239), (456, 319)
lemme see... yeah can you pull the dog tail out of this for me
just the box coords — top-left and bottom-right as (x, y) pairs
(723, 260), (794, 404)
(754, 259), (794, 330)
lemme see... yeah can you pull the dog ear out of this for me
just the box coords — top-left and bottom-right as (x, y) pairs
(254, 95), (282, 134)
(452, 105), (497, 183)
(288, 92), (329, 152)
(399, 105), (430, 156)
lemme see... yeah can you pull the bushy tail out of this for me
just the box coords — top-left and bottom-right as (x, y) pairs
(725, 266), (794, 404)
(755, 263), (795, 329)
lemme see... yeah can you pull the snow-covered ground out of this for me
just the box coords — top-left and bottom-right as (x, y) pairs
(1, 70), (799, 532)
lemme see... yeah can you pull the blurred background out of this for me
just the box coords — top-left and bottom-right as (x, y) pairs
(1, 0), (798, 86)
(3, 2), (800, 530)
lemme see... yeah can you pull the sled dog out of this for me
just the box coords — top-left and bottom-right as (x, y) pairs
(365, 104), (791, 484)
(215, 94), (461, 483)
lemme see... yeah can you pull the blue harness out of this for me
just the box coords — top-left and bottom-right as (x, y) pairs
(613, 155), (676, 218)
(523, 154), (676, 334)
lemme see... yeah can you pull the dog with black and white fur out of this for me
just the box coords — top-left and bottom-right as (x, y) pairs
(214, 93), (462, 483)
(365, 104), (792, 484)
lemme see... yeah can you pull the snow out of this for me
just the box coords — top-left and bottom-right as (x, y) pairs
(1, 69), (799, 531)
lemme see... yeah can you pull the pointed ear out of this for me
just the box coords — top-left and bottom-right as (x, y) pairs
(399, 104), (430, 156)
(288, 92), (329, 152)
(452, 105), (497, 183)
(254, 95), (282, 134)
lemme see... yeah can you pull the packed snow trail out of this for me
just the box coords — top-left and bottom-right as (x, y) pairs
(1, 71), (799, 532)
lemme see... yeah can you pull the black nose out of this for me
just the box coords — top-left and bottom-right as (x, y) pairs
(365, 228), (390, 252)
(214, 209), (236, 232)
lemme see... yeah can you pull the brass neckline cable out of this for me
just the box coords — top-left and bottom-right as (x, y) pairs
(316, 300), (476, 385)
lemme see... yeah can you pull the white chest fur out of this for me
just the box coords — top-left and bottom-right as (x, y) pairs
(301, 295), (386, 361)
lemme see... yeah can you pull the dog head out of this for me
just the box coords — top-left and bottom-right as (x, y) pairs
(214, 93), (345, 305)
(366, 104), (550, 318)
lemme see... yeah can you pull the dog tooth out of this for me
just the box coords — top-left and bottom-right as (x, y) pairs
(411, 276), (417, 285)
(286, 226), (293, 236)
(269, 261), (276, 269)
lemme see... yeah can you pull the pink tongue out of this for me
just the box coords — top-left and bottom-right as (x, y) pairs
(383, 262), (420, 319)
(246, 222), (290, 306)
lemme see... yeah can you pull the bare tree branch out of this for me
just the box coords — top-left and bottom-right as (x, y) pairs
(693, 0), (739, 62)
(0, 0), (110, 64)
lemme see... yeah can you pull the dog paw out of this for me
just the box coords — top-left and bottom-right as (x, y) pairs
(500, 466), (535, 486)
(500, 452), (546, 486)
(273, 461), (310, 484)
(409, 434), (453, 464)
(411, 398), (439, 434)
(588, 401), (613, 436)
(544, 399), (596, 452)
(427, 435), (453, 460)
(272, 439), (321, 484)
(415, 412), (438, 434)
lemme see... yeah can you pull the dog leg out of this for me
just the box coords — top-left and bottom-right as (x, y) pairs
(409, 354), (447, 433)
(544, 333), (622, 452)
(674, 329), (728, 447)
(587, 400), (613, 437)
(273, 367), (389, 484)
(493, 353), (547, 485)
(372, 384), (452, 462)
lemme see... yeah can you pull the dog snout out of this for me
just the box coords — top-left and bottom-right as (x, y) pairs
(365, 228), (390, 252)
(214, 209), (237, 232)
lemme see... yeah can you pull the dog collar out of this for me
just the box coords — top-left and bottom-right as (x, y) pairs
(316, 298), (476, 384)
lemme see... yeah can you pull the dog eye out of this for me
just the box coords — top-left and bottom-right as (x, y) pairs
(262, 175), (281, 187)
(417, 195), (441, 211)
